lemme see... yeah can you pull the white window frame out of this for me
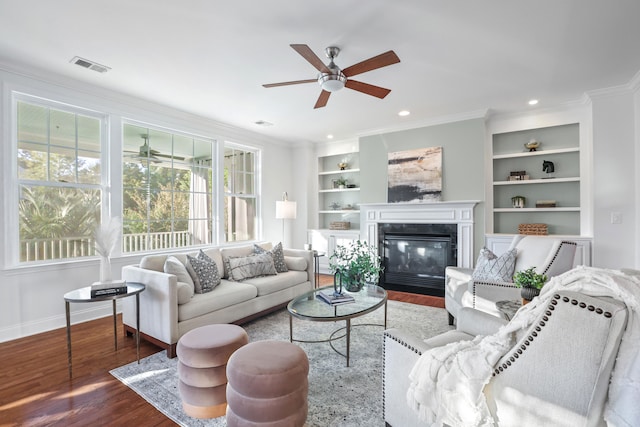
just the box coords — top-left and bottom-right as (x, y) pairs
(9, 91), (109, 266)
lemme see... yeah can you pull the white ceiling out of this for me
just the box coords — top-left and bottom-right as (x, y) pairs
(1, 0), (640, 144)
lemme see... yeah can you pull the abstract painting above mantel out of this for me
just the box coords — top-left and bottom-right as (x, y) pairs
(387, 147), (442, 203)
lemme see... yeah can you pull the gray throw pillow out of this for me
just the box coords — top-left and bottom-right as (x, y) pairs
(254, 242), (288, 273)
(187, 250), (221, 293)
(471, 247), (517, 282)
(227, 252), (277, 281)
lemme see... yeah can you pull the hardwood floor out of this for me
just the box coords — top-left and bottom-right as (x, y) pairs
(0, 275), (443, 426)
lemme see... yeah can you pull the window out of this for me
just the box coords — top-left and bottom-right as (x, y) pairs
(224, 144), (258, 242)
(15, 96), (104, 262)
(122, 123), (215, 253)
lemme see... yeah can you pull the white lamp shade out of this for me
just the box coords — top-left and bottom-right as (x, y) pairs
(275, 200), (297, 219)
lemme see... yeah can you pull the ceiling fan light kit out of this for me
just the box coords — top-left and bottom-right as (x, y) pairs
(263, 44), (400, 108)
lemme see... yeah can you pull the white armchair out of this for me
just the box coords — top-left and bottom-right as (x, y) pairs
(445, 235), (577, 324)
(384, 290), (629, 426)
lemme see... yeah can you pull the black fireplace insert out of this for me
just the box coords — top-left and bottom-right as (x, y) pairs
(378, 223), (457, 297)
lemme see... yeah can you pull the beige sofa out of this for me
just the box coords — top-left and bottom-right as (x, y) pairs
(122, 242), (314, 357)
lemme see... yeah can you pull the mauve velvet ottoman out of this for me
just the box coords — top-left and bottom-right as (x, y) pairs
(226, 340), (309, 427)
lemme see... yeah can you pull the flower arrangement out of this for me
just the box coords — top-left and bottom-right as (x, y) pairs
(329, 240), (383, 291)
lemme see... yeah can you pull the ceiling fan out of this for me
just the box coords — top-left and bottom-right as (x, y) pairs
(263, 44), (400, 109)
(124, 135), (185, 163)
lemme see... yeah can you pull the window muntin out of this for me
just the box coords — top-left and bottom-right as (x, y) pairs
(224, 144), (258, 242)
(122, 123), (215, 253)
(16, 98), (104, 263)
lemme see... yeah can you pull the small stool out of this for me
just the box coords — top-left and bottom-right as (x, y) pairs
(226, 340), (309, 427)
(177, 324), (249, 419)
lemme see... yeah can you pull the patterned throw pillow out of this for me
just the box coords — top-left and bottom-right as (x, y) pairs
(227, 252), (277, 281)
(254, 242), (288, 273)
(186, 250), (221, 293)
(471, 247), (517, 282)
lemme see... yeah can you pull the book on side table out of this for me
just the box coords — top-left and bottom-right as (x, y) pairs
(316, 290), (355, 305)
(90, 280), (127, 298)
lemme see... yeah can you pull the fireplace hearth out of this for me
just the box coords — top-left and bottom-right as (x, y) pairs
(378, 223), (457, 297)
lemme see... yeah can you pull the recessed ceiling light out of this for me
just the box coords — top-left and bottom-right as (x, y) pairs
(528, 99), (539, 106)
(398, 110), (411, 116)
(327, 134), (334, 139)
(254, 120), (273, 127)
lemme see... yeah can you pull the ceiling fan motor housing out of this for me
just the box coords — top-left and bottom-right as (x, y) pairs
(318, 46), (346, 92)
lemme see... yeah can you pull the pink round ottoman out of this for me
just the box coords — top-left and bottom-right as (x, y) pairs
(226, 340), (309, 427)
(177, 324), (249, 419)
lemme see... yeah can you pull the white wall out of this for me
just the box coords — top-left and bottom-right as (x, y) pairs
(590, 88), (637, 268)
(0, 66), (294, 342)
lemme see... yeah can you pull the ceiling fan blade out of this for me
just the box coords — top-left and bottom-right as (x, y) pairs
(291, 44), (331, 73)
(314, 90), (331, 109)
(345, 80), (392, 99)
(342, 50), (400, 77)
(263, 79), (317, 88)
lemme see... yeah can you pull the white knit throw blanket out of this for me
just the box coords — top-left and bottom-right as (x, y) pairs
(407, 266), (640, 427)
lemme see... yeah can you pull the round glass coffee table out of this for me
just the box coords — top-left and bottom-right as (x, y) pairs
(287, 284), (387, 367)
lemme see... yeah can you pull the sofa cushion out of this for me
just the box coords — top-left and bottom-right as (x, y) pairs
(178, 280), (258, 322)
(221, 244), (268, 278)
(177, 281), (195, 305)
(187, 251), (222, 293)
(284, 256), (307, 272)
(227, 252), (277, 281)
(254, 242), (288, 273)
(140, 254), (168, 272)
(472, 247), (517, 282)
(243, 270), (308, 296)
(164, 256), (195, 289)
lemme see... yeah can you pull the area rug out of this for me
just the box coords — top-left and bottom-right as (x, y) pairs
(110, 300), (452, 426)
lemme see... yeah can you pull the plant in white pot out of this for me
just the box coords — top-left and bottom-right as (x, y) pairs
(513, 267), (548, 304)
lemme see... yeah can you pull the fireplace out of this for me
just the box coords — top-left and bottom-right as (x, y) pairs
(378, 223), (458, 296)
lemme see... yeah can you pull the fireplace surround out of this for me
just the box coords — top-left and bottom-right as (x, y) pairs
(360, 201), (479, 296)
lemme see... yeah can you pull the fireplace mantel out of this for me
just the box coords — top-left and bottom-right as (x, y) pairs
(360, 201), (479, 268)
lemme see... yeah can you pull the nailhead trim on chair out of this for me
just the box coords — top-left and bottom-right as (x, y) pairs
(472, 241), (578, 308)
(382, 331), (424, 422)
(492, 293), (613, 376)
(541, 241), (578, 275)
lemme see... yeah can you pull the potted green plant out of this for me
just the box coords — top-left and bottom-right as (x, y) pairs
(513, 267), (548, 304)
(335, 177), (348, 189)
(329, 240), (384, 292)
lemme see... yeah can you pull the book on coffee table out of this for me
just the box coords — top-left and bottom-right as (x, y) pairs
(316, 290), (355, 305)
(90, 280), (127, 298)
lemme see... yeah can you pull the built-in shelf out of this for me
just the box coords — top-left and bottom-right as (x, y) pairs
(319, 188), (360, 193)
(317, 151), (360, 229)
(493, 177), (580, 186)
(318, 210), (360, 214)
(491, 123), (582, 236)
(492, 147), (579, 160)
(318, 168), (360, 176)
(494, 207), (580, 213)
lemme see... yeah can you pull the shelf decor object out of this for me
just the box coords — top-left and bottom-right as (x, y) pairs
(524, 139), (541, 151)
(518, 223), (548, 235)
(511, 195), (526, 208)
(329, 221), (350, 230)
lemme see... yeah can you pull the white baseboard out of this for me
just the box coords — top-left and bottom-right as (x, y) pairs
(0, 301), (119, 343)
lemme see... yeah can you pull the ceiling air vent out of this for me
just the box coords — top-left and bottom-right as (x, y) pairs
(70, 56), (111, 73)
